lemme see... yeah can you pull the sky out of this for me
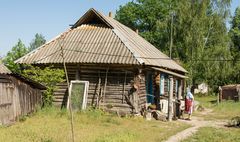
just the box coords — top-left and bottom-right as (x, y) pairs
(0, 0), (239, 57)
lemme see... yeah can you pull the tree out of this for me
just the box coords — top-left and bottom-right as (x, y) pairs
(115, 0), (174, 54)
(116, 0), (233, 91)
(3, 39), (28, 73)
(29, 33), (46, 51)
(229, 7), (240, 83)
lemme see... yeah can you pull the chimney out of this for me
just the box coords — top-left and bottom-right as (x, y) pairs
(109, 12), (112, 18)
(135, 29), (139, 34)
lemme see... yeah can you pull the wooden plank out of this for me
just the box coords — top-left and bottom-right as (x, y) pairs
(168, 76), (173, 121)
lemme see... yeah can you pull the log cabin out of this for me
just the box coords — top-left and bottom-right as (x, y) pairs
(15, 8), (187, 118)
(0, 64), (45, 125)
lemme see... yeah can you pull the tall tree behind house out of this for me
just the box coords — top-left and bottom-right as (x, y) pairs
(3, 39), (28, 73)
(116, 0), (233, 91)
(29, 33), (46, 52)
(229, 7), (240, 83)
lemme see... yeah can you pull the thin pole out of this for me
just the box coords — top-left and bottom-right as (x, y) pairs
(169, 12), (174, 59)
(168, 76), (173, 121)
(58, 36), (75, 142)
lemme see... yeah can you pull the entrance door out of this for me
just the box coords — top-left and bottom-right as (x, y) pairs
(146, 72), (154, 103)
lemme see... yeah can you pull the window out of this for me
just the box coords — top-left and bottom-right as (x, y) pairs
(67, 81), (89, 111)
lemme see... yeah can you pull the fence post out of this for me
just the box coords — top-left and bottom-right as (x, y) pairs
(168, 76), (173, 121)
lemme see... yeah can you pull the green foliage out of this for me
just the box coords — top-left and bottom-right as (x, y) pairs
(23, 66), (65, 106)
(2, 34), (62, 106)
(3, 39), (28, 73)
(116, 0), (233, 91)
(184, 127), (240, 142)
(195, 96), (240, 120)
(19, 115), (27, 122)
(229, 7), (240, 83)
(29, 33), (46, 52)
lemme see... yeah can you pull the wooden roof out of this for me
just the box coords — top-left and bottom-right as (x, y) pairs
(16, 8), (187, 73)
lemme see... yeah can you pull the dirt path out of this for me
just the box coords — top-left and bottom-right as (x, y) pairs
(164, 109), (227, 142)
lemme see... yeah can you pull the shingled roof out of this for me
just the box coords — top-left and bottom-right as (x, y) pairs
(15, 8), (187, 73)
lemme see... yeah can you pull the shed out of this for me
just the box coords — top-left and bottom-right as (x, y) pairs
(0, 64), (45, 125)
(220, 84), (240, 102)
(16, 8), (187, 117)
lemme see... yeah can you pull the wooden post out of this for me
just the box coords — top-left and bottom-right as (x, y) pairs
(122, 71), (127, 104)
(168, 76), (173, 121)
(237, 85), (240, 102)
(96, 71), (101, 108)
(103, 68), (109, 103)
(218, 86), (222, 104)
(75, 64), (80, 80)
(58, 36), (75, 142)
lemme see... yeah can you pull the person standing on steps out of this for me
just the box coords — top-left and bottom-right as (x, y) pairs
(185, 88), (194, 120)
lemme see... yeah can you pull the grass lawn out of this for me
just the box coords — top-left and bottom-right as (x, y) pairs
(183, 127), (240, 142)
(194, 95), (240, 120)
(0, 108), (190, 142)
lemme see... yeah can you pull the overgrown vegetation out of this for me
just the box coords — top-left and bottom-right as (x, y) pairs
(2, 34), (65, 106)
(194, 95), (240, 120)
(3, 39), (28, 73)
(23, 66), (65, 106)
(183, 127), (240, 142)
(0, 107), (190, 142)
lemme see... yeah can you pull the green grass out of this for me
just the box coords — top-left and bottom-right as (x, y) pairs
(183, 127), (240, 142)
(0, 107), (190, 142)
(194, 96), (240, 120)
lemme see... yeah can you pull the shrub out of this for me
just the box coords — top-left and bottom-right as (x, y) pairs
(23, 66), (65, 106)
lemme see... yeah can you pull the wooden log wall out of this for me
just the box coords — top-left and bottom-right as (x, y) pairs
(52, 64), (146, 114)
(0, 75), (42, 125)
(138, 74), (147, 109)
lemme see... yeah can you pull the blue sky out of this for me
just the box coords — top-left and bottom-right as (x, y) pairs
(0, 0), (239, 57)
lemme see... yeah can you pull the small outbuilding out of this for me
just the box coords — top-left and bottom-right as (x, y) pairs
(220, 84), (240, 102)
(0, 64), (45, 125)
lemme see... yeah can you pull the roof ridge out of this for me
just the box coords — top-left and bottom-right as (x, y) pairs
(94, 10), (144, 65)
(15, 8), (187, 73)
(72, 9), (143, 65)
(72, 8), (113, 29)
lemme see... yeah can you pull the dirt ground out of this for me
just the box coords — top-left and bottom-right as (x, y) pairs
(164, 109), (227, 142)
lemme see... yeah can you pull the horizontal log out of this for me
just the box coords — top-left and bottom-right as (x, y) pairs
(100, 103), (131, 108)
(104, 109), (132, 115)
(53, 96), (65, 99)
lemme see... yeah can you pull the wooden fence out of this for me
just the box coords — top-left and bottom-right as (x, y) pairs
(0, 75), (42, 125)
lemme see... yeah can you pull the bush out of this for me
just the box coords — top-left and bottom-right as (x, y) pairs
(23, 66), (65, 106)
